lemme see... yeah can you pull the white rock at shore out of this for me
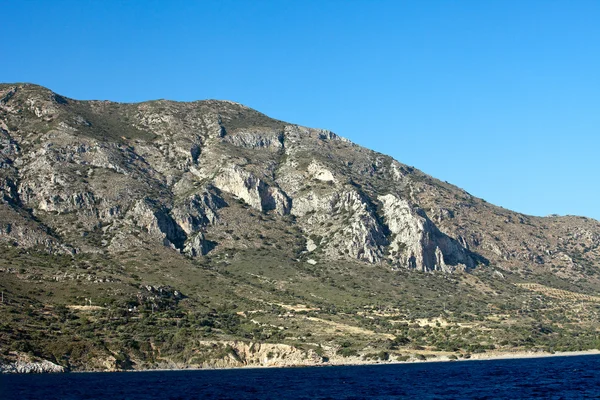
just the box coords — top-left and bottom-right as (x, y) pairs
(0, 360), (66, 374)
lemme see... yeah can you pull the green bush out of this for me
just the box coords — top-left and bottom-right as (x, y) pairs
(337, 347), (358, 357)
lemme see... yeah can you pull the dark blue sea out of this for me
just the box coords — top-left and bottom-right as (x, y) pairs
(2, 354), (600, 399)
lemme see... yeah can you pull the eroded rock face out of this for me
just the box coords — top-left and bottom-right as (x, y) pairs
(293, 189), (388, 263)
(182, 232), (210, 256)
(223, 128), (284, 150)
(213, 166), (290, 215)
(307, 160), (336, 182)
(290, 186), (474, 270)
(127, 198), (186, 248)
(172, 189), (226, 235)
(193, 341), (324, 368)
(379, 194), (473, 272)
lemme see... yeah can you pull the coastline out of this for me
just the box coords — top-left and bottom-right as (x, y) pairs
(4, 349), (600, 374)
(453, 349), (600, 363)
(71, 349), (600, 374)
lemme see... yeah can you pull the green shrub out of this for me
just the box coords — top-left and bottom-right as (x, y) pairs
(337, 347), (358, 357)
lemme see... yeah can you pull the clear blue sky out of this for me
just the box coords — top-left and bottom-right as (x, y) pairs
(3, 1), (599, 220)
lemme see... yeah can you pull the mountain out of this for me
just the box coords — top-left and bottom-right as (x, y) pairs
(1, 83), (600, 372)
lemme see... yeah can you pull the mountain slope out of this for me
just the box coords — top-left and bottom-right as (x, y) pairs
(1, 83), (600, 371)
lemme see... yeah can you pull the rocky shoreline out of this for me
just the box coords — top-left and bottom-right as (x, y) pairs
(3, 349), (599, 374)
(0, 360), (66, 374)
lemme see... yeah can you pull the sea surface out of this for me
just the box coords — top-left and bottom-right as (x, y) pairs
(2, 354), (600, 399)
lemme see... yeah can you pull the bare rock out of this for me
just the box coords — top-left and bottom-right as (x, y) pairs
(213, 166), (291, 215)
(0, 360), (66, 374)
(379, 194), (473, 272)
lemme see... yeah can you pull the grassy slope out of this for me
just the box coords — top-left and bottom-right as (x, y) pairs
(2, 239), (600, 371)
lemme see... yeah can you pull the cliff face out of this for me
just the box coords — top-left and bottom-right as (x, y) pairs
(1, 83), (598, 277)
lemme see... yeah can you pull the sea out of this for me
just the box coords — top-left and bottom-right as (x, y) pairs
(2, 354), (600, 399)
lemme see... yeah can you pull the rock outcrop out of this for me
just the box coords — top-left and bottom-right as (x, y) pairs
(379, 194), (473, 272)
(0, 360), (66, 374)
(292, 189), (388, 263)
(191, 341), (324, 368)
(213, 166), (291, 215)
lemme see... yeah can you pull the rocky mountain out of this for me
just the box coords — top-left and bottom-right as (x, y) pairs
(1, 83), (600, 372)
(2, 83), (598, 275)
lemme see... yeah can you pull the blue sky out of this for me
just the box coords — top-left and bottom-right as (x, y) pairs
(3, 1), (599, 220)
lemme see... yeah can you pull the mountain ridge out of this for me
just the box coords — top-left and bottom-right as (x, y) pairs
(4, 83), (594, 220)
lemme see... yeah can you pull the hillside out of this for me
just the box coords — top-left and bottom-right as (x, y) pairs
(1, 83), (600, 372)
